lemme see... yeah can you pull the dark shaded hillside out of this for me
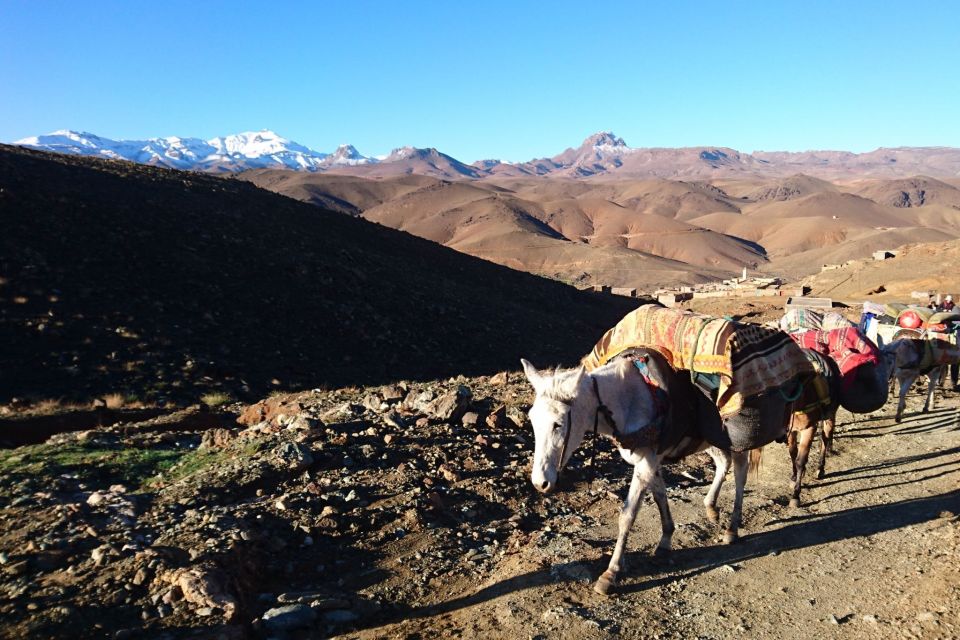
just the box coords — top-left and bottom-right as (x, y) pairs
(0, 145), (639, 404)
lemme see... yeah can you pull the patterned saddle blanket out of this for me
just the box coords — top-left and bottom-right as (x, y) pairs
(583, 304), (814, 418)
(789, 327), (881, 391)
(780, 309), (855, 334)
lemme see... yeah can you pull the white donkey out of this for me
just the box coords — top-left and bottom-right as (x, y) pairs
(521, 356), (750, 596)
(882, 337), (960, 422)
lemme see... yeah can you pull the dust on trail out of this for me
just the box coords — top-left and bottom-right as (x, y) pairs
(345, 392), (960, 640)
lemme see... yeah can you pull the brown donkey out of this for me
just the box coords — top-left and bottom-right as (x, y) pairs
(778, 349), (841, 508)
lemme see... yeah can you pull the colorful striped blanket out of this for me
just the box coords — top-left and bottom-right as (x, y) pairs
(583, 304), (814, 418)
(780, 309), (855, 334)
(790, 327), (880, 379)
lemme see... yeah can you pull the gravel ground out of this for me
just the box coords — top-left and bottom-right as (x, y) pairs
(1, 371), (958, 639)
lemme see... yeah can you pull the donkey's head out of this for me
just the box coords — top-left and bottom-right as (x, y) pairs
(521, 359), (589, 494)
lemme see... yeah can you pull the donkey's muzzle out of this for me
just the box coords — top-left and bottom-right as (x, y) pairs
(533, 478), (555, 494)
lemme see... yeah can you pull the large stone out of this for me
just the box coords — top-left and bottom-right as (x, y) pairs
(426, 385), (472, 423)
(198, 428), (234, 451)
(362, 393), (383, 413)
(488, 371), (509, 385)
(160, 563), (238, 621)
(379, 384), (406, 402)
(272, 442), (314, 471)
(238, 396), (305, 428)
(485, 405), (512, 429)
(461, 412), (480, 428)
(86, 492), (107, 507)
(262, 603), (317, 631)
(404, 389), (435, 413)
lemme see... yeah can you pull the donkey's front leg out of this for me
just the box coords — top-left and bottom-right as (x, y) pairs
(703, 446), (731, 524)
(594, 450), (657, 596)
(924, 369), (939, 413)
(650, 468), (675, 557)
(895, 372), (913, 423)
(725, 450), (749, 544)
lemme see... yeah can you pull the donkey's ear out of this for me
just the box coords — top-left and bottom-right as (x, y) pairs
(520, 358), (545, 392)
(558, 365), (586, 398)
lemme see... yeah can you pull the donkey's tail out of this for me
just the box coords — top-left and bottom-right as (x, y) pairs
(748, 448), (763, 478)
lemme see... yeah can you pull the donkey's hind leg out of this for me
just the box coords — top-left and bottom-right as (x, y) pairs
(816, 411), (836, 479)
(789, 425), (815, 508)
(703, 446), (730, 524)
(724, 450), (750, 544)
(595, 450), (657, 596)
(787, 430), (799, 483)
(650, 468), (675, 557)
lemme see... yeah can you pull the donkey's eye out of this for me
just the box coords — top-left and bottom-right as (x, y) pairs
(552, 421), (563, 431)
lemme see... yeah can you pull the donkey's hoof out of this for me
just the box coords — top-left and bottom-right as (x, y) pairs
(816, 469), (825, 480)
(705, 506), (720, 524)
(788, 497), (801, 509)
(723, 530), (739, 545)
(895, 415), (902, 424)
(653, 546), (671, 558)
(593, 573), (616, 596)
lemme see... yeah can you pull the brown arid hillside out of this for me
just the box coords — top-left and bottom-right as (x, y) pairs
(245, 173), (765, 288)
(360, 181), (735, 288)
(323, 147), (483, 180)
(0, 144), (644, 406)
(750, 146), (960, 179)
(689, 188), (960, 278)
(238, 170), (439, 215)
(848, 175), (960, 209)
(743, 174), (840, 202)
(246, 167), (960, 288)
(759, 227), (956, 280)
(801, 238), (960, 300)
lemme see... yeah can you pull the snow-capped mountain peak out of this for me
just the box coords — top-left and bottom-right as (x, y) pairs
(583, 131), (627, 148)
(386, 146), (418, 161)
(581, 131), (634, 155)
(321, 143), (375, 166)
(14, 129), (332, 172)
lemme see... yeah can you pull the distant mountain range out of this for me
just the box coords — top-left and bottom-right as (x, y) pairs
(13, 130), (960, 179)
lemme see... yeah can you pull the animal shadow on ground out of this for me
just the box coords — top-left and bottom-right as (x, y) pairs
(343, 487), (960, 633)
(839, 407), (956, 436)
(611, 489), (960, 595)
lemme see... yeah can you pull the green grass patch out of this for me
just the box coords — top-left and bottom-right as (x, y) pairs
(0, 443), (185, 492)
(0, 437), (264, 494)
(146, 439), (262, 487)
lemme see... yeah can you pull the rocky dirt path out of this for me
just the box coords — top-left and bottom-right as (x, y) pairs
(344, 390), (960, 640)
(1, 375), (957, 639)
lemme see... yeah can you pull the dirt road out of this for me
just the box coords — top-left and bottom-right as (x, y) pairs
(1, 374), (957, 639)
(343, 388), (960, 640)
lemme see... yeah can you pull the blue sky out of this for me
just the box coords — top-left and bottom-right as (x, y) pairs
(2, 0), (958, 161)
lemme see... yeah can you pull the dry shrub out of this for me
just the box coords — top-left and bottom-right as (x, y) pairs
(103, 393), (126, 409)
